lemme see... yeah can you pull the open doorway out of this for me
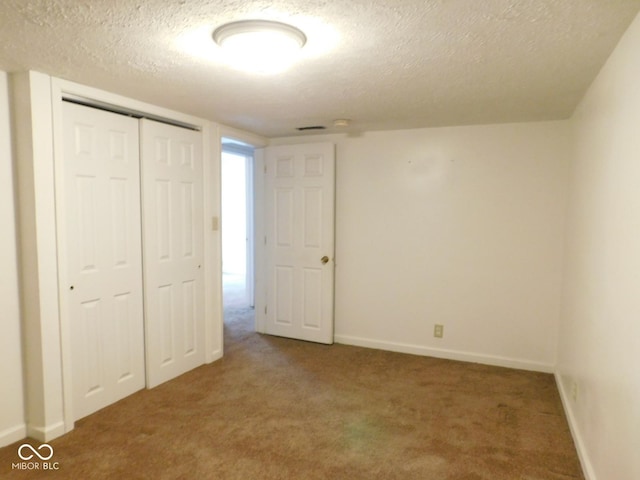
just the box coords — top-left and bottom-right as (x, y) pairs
(221, 139), (255, 323)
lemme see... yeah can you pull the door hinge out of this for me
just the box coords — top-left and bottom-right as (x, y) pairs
(264, 236), (267, 245)
(264, 163), (267, 174)
(264, 306), (267, 315)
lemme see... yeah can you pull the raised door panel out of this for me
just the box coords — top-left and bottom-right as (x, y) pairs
(302, 268), (322, 330)
(77, 299), (106, 402)
(113, 293), (136, 383)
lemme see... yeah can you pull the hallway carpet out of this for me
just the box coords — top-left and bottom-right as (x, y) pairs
(0, 288), (583, 479)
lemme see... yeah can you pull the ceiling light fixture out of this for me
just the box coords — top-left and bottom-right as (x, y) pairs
(212, 20), (307, 74)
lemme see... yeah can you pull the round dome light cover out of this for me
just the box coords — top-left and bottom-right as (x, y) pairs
(212, 20), (307, 74)
(213, 20), (307, 49)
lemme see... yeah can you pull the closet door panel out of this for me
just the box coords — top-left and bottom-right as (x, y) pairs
(140, 119), (205, 388)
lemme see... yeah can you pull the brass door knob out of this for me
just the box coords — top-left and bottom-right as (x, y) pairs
(321, 256), (329, 265)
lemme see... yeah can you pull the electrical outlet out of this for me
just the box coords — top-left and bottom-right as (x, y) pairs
(571, 381), (578, 401)
(434, 324), (444, 338)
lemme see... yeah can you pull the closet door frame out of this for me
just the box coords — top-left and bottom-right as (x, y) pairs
(51, 78), (222, 435)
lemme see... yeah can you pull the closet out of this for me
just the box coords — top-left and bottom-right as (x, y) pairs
(61, 101), (205, 420)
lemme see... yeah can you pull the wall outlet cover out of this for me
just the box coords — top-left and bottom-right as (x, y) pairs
(434, 324), (444, 338)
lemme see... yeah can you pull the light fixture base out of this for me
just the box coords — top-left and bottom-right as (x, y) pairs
(212, 20), (307, 49)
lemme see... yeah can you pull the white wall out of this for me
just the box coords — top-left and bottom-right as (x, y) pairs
(0, 70), (26, 447)
(273, 120), (570, 371)
(557, 11), (640, 480)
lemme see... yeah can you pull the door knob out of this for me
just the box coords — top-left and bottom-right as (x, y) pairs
(321, 256), (329, 265)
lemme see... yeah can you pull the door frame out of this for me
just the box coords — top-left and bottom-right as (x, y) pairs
(219, 127), (267, 333)
(221, 141), (256, 306)
(51, 78), (221, 434)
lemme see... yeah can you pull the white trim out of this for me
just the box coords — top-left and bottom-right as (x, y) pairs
(253, 148), (266, 334)
(26, 421), (65, 443)
(245, 153), (255, 307)
(205, 122), (224, 363)
(555, 373), (594, 480)
(12, 71), (66, 442)
(0, 424), (27, 448)
(334, 334), (555, 373)
(52, 78), (207, 127)
(220, 124), (267, 148)
(62, 94), (200, 131)
(221, 142), (254, 156)
(50, 77), (75, 436)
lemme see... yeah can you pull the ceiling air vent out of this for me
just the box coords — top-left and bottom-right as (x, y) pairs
(296, 125), (326, 131)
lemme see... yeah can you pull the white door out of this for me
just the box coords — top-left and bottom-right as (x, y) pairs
(262, 143), (335, 344)
(63, 102), (145, 420)
(140, 119), (205, 388)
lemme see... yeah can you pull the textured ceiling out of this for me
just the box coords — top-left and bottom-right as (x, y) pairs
(1, 0), (639, 137)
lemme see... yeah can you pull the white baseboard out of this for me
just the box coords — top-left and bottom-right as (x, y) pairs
(333, 334), (555, 373)
(554, 372), (596, 480)
(27, 420), (66, 443)
(0, 423), (27, 448)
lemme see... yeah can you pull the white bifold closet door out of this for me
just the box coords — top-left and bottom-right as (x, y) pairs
(63, 102), (146, 421)
(64, 104), (206, 420)
(140, 119), (205, 389)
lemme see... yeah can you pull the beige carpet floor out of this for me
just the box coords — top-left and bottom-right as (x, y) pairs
(0, 275), (583, 479)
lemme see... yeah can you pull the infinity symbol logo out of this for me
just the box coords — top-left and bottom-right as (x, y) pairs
(18, 443), (54, 461)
